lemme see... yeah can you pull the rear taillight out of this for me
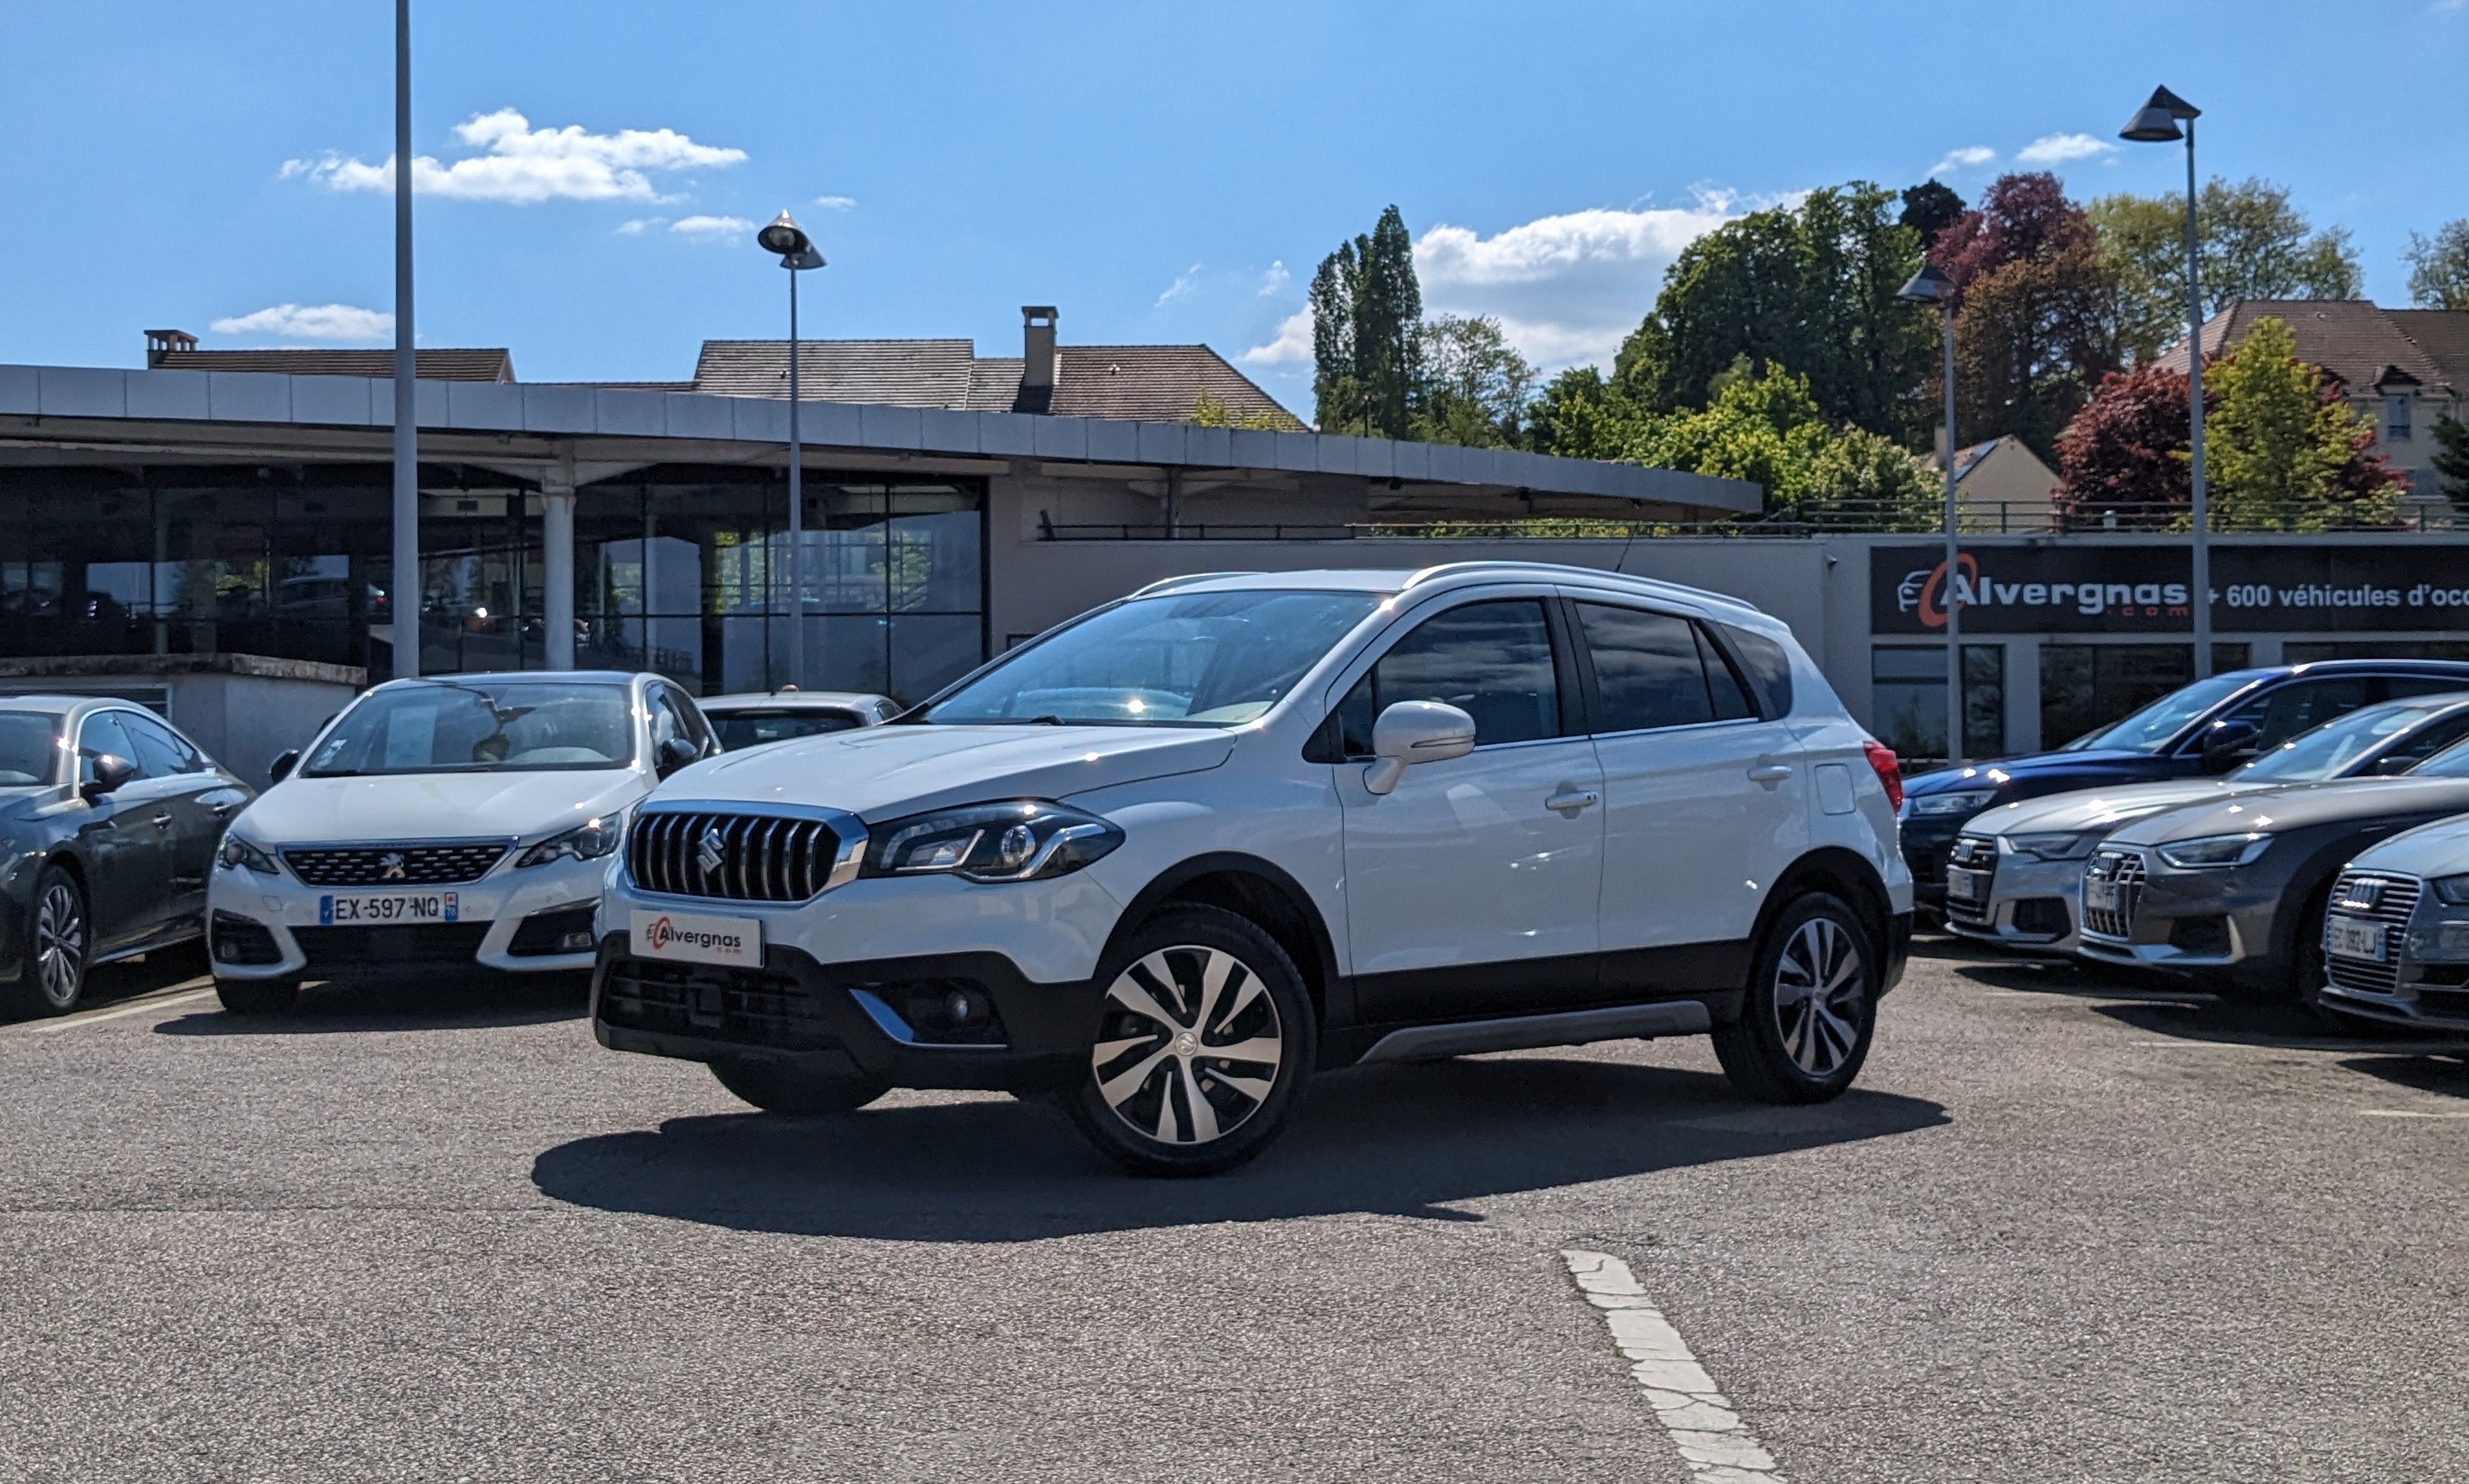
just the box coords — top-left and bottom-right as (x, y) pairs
(1863, 740), (1904, 811)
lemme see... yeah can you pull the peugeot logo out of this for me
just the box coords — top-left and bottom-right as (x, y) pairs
(696, 828), (726, 877)
(377, 851), (407, 881)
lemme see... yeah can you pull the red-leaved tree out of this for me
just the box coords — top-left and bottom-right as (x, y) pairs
(2054, 360), (2200, 525)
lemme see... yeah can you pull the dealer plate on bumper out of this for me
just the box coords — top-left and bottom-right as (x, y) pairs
(630, 908), (762, 967)
(2325, 914), (2386, 962)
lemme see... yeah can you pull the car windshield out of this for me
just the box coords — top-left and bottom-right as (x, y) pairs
(2061, 673), (2260, 754)
(710, 710), (865, 749)
(0, 712), (62, 786)
(2409, 736), (2469, 778)
(2233, 699), (2459, 782)
(301, 680), (634, 776)
(924, 590), (1384, 727)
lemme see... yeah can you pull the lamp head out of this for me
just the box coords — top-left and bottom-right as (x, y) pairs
(1895, 264), (1954, 306)
(2121, 85), (2199, 143)
(757, 209), (813, 258)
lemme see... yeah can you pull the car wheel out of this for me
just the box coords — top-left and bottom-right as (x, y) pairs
(215, 978), (301, 1016)
(1066, 904), (1315, 1177)
(708, 1057), (889, 1114)
(1713, 891), (1877, 1104)
(2282, 882), (2334, 1014)
(7, 866), (90, 1016)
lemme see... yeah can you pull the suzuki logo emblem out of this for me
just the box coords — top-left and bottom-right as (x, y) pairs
(697, 828), (726, 876)
(377, 851), (407, 881)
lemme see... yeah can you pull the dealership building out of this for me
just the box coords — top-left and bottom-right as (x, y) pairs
(3, 317), (2465, 773)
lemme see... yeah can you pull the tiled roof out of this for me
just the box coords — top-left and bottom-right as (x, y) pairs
(690, 339), (978, 407)
(149, 348), (516, 381)
(2169, 301), (2453, 392)
(2388, 310), (2469, 394)
(689, 337), (1296, 424)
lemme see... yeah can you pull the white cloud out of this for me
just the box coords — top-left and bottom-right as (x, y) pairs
(283, 108), (746, 204)
(1156, 263), (1203, 306)
(813, 195), (857, 210)
(669, 214), (754, 240)
(615, 218), (653, 234)
(1930, 145), (1996, 176)
(2016, 132), (2113, 165)
(209, 303), (393, 342)
(1241, 305), (1313, 365)
(1258, 260), (1289, 296)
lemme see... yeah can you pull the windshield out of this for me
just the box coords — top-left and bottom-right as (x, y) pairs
(2062, 673), (2259, 754)
(710, 710), (865, 749)
(2410, 736), (2469, 778)
(0, 713), (62, 786)
(2234, 700), (2453, 782)
(302, 681), (634, 776)
(925, 590), (1384, 727)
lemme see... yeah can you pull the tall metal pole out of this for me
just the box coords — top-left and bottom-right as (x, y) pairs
(1942, 295), (1963, 766)
(2183, 119), (2211, 680)
(390, 0), (419, 678)
(786, 269), (805, 689)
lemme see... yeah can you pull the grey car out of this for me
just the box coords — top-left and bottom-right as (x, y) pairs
(2317, 812), (2469, 1036)
(2077, 739), (2469, 1003)
(1947, 694), (2469, 956)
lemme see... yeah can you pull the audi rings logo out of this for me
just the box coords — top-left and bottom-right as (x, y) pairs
(644, 915), (745, 956)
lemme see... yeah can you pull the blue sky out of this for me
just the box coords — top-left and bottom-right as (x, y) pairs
(4, 1), (2463, 418)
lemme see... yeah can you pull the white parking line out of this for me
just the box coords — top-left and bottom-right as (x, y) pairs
(2355, 1109), (2469, 1119)
(1561, 1249), (1786, 1483)
(19, 986), (216, 1035)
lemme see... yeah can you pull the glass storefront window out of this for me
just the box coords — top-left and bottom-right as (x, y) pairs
(2039, 643), (2252, 751)
(1872, 645), (2005, 762)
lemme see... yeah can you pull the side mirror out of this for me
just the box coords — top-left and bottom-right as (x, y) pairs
(1363, 701), (1478, 795)
(655, 736), (699, 778)
(2373, 753), (2418, 776)
(2200, 719), (2258, 773)
(268, 749), (299, 785)
(81, 753), (138, 800)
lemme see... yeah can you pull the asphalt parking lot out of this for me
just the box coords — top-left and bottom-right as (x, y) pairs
(4, 938), (2464, 1483)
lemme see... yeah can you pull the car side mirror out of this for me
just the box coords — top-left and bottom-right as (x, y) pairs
(268, 749), (299, 785)
(1363, 700), (1478, 795)
(2200, 719), (2258, 773)
(655, 736), (699, 778)
(81, 753), (137, 800)
(2373, 753), (2418, 776)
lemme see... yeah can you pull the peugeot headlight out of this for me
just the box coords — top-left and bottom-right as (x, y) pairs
(861, 800), (1122, 883)
(516, 813), (624, 869)
(2005, 831), (2100, 862)
(1907, 789), (1997, 818)
(2155, 833), (2274, 869)
(219, 833), (282, 877)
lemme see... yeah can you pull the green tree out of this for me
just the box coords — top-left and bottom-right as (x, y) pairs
(2404, 219), (2469, 310)
(1624, 362), (1937, 528)
(2088, 178), (2362, 362)
(1612, 182), (1933, 443)
(1189, 388), (1299, 432)
(1309, 205), (1422, 437)
(1524, 365), (1645, 460)
(1899, 179), (1966, 252)
(2427, 413), (2469, 515)
(2203, 316), (2402, 530)
(1410, 313), (1537, 448)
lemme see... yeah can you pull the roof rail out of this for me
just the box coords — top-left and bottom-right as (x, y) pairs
(1128, 571), (1261, 598)
(1400, 560), (1552, 588)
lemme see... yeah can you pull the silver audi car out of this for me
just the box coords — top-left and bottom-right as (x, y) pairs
(2318, 812), (2469, 1036)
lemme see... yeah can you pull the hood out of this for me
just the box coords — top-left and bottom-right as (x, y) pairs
(234, 768), (650, 847)
(1966, 778), (2263, 838)
(2106, 776), (2469, 846)
(1904, 749), (2173, 798)
(2347, 813), (2469, 880)
(652, 723), (1236, 822)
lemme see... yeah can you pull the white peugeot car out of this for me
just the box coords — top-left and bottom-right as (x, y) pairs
(208, 670), (718, 1014)
(592, 564), (1914, 1175)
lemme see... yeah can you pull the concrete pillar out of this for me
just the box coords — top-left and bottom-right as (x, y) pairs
(2004, 635), (2042, 757)
(543, 485), (576, 669)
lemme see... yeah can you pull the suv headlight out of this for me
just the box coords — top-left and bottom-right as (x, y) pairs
(2155, 833), (2274, 869)
(219, 833), (282, 877)
(515, 813), (624, 869)
(2005, 831), (2099, 861)
(1908, 789), (1996, 818)
(861, 801), (1122, 883)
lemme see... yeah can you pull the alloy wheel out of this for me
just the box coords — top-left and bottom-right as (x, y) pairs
(1772, 917), (1864, 1077)
(1092, 945), (1284, 1145)
(34, 880), (85, 1008)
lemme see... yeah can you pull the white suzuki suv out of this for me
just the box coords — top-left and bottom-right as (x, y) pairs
(209, 670), (718, 1013)
(593, 564), (1912, 1175)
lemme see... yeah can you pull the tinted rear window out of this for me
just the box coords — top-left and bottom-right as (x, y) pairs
(712, 710), (865, 749)
(1721, 625), (1794, 718)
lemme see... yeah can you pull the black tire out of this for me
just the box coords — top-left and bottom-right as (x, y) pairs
(215, 977), (301, 1016)
(2279, 882), (2334, 1014)
(4, 866), (90, 1017)
(1713, 891), (1878, 1104)
(1065, 904), (1315, 1177)
(708, 1057), (889, 1114)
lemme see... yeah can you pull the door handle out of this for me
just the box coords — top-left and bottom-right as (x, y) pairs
(1545, 787), (1600, 814)
(152, 812), (175, 828)
(1746, 763), (1795, 785)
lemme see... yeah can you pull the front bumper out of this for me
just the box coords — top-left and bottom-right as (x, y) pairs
(205, 852), (612, 980)
(2073, 855), (2286, 991)
(1944, 848), (2086, 956)
(2318, 975), (2469, 1036)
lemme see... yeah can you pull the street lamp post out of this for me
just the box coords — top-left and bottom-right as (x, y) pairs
(391, 0), (418, 678)
(1897, 263), (1963, 765)
(757, 211), (826, 690)
(2122, 86), (2211, 678)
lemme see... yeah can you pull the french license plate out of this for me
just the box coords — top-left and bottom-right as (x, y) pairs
(1945, 866), (1985, 903)
(320, 892), (457, 925)
(631, 908), (762, 967)
(2325, 914), (2386, 962)
(2083, 880), (2121, 913)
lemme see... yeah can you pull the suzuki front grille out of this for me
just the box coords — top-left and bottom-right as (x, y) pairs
(627, 809), (854, 903)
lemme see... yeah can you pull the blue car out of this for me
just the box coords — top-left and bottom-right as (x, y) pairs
(1899, 660), (2469, 916)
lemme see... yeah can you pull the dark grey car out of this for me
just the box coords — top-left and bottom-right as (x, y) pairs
(2076, 741), (2469, 1004)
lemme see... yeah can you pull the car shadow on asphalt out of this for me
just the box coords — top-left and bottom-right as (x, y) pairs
(2338, 1053), (2469, 1100)
(152, 973), (590, 1036)
(528, 1057), (1949, 1241)
(0, 942), (212, 1025)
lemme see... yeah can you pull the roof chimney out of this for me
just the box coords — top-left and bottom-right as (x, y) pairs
(1014, 305), (1059, 414)
(144, 329), (197, 367)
